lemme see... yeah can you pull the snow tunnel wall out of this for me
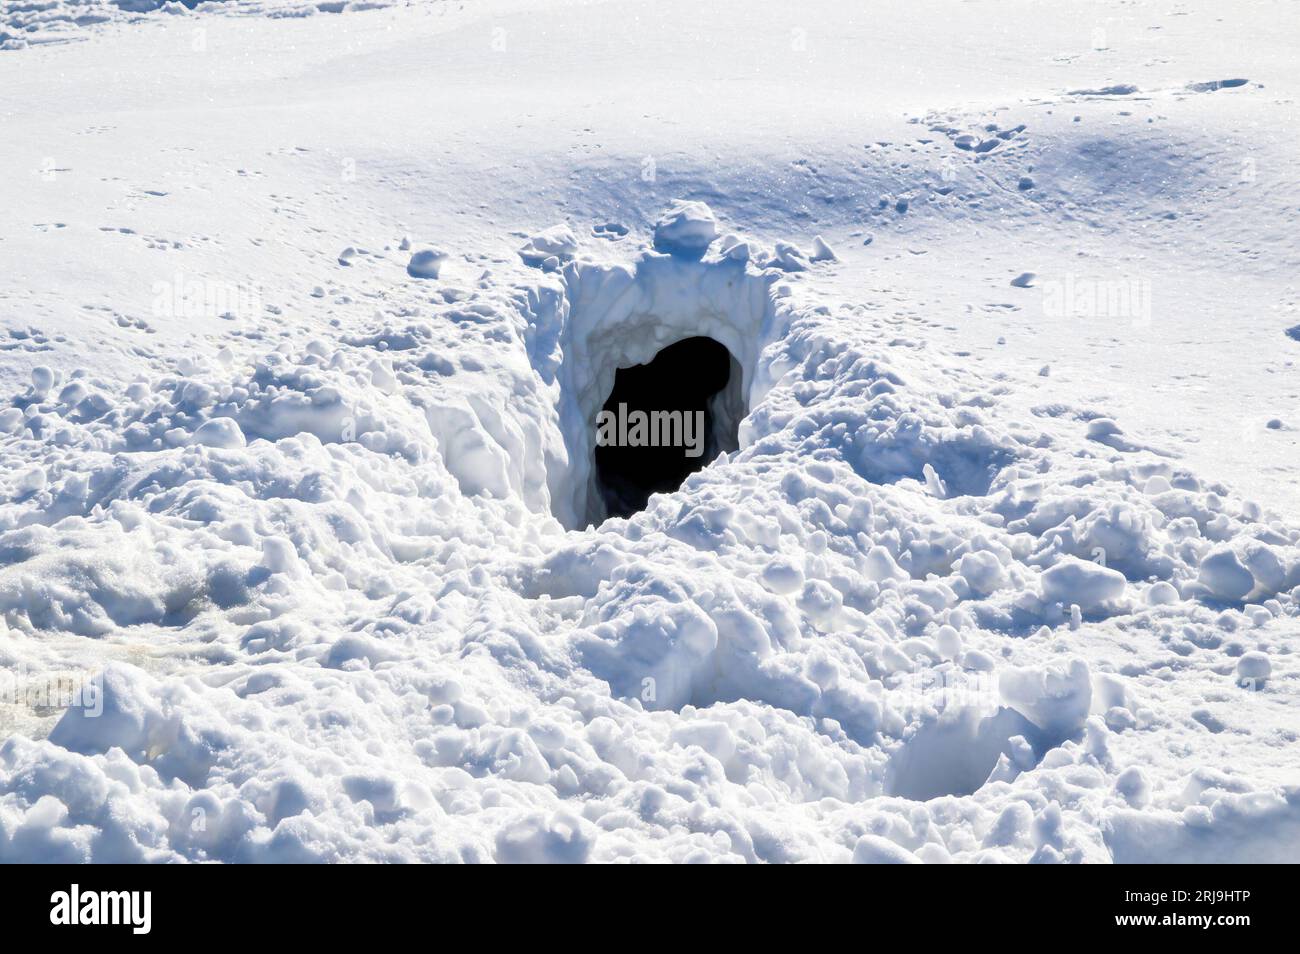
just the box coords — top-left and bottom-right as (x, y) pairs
(547, 255), (781, 529)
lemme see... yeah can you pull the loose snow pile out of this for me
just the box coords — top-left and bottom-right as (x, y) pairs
(1, 197), (1297, 862)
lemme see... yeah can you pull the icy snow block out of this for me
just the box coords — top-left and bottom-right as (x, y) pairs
(406, 248), (448, 279)
(652, 200), (719, 259)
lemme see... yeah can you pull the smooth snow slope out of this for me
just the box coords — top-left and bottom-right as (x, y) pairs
(0, 0), (1297, 862)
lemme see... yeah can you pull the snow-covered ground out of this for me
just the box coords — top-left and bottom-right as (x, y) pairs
(1, 0), (1298, 862)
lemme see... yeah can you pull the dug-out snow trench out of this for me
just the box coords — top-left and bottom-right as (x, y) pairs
(542, 255), (781, 529)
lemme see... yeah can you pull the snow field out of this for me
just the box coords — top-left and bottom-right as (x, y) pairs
(1, 0), (1298, 864)
(0, 0), (404, 52)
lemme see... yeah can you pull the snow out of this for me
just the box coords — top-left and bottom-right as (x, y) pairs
(1198, 548), (1257, 602)
(1235, 651), (1272, 686)
(852, 832), (920, 864)
(998, 659), (1093, 740)
(519, 225), (579, 269)
(192, 417), (247, 448)
(0, 0), (1297, 864)
(1039, 558), (1127, 613)
(405, 248), (448, 280)
(652, 200), (720, 259)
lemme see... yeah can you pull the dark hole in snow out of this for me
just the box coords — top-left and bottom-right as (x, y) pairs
(594, 336), (740, 519)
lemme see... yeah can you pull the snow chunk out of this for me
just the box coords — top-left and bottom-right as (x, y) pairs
(495, 810), (594, 864)
(1114, 766), (1151, 808)
(31, 366), (56, 394)
(406, 248), (448, 279)
(1198, 548), (1255, 601)
(934, 624), (963, 661)
(518, 225), (578, 268)
(652, 200), (719, 259)
(923, 462), (947, 498)
(1144, 581), (1179, 606)
(864, 546), (908, 584)
(766, 241), (809, 272)
(958, 550), (1007, 596)
(16, 467), (46, 493)
(48, 665), (154, 765)
(761, 559), (804, 595)
(192, 417), (246, 449)
(1039, 557), (1126, 611)
(809, 235), (838, 262)
(852, 834), (920, 864)
(999, 658), (1092, 739)
(261, 536), (300, 575)
(1086, 418), (1121, 441)
(1235, 651), (1271, 686)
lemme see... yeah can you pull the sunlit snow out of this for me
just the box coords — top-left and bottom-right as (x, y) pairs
(1, 0), (1297, 863)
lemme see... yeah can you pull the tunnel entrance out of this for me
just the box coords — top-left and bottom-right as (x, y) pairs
(593, 336), (741, 519)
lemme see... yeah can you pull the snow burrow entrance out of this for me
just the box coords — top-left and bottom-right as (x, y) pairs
(545, 255), (781, 529)
(594, 336), (744, 519)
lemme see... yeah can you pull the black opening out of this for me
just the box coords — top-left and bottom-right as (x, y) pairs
(594, 336), (733, 519)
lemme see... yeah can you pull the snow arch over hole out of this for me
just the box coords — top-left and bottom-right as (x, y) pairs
(594, 336), (744, 519)
(547, 255), (780, 529)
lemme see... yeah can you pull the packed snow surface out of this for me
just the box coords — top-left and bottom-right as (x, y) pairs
(1, 0), (1298, 862)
